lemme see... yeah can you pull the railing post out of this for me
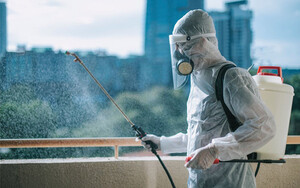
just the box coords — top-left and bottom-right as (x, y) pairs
(114, 145), (119, 159)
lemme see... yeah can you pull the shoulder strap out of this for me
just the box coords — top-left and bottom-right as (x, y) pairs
(215, 64), (242, 132)
(215, 64), (257, 160)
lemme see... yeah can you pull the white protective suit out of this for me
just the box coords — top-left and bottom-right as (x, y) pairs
(159, 10), (276, 187)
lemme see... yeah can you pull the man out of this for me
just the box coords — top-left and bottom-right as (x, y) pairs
(142, 9), (276, 187)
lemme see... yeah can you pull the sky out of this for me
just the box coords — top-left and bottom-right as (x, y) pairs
(4, 0), (300, 68)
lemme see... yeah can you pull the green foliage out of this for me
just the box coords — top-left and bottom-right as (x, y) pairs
(0, 83), (104, 159)
(289, 110), (300, 135)
(284, 74), (300, 154)
(2, 73), (300, 158)
(285, 74), (300, 136)
(285, 74), (300, 111)
(33, 82), (97, 131)
(0, 84), (57, 138)
(0, 83), (98, 139)
(0, 100), (56, 138)
(52, 90), (93, 132)
(73, 86), (188, 138)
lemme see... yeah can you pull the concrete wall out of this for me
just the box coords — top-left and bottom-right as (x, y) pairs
(254, 155), (300, 188)
(1, 156), (299, 188)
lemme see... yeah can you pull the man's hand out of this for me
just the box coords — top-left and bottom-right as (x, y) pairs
(141, 134), (161, 151)
(185, 143), (218, 170)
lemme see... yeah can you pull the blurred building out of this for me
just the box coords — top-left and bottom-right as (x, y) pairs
(0, 1), (7, 58)
(210, 0), (253, 68)
(0, 0), (254, 95)
(0, 49), (69, 92)
(0, 48), (142, 97)
(143, 0), (253, 88)
(119, 55), (145, 91)
(143, 0), (204, 88)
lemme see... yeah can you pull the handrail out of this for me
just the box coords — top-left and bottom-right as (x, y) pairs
(286, 136), (300, 145)
(0, 137), (141, 159)
(0, 137), (141, 148)
(0, 136), (299, 158)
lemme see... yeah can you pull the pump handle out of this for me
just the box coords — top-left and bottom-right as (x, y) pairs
(185, 157), (220, 164)
(257, 66), (283, 82)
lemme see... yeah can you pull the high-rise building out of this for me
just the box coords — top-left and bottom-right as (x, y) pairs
(143, 0), (204, 88)
(0, 1), (7, 58)
(210, 0), (252, 68)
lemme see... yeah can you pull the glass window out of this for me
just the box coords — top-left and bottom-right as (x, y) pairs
(1, 0), (299, 159)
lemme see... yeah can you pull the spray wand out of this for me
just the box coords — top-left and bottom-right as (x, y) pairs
(65, 51), (176, 188)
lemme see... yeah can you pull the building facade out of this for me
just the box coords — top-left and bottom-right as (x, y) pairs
(210, 0), (253, 68)
(0, 1), (7, 58)
(143, 0), (253, 88)
(0, 49), (142, 94)
(143, 0), (204, 88)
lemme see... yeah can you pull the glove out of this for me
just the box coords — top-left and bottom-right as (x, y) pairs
(185, 143), (218, 170)
(141, 134), (161, 151)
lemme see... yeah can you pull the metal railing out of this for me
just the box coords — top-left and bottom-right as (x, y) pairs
(0, 136), (299, 158)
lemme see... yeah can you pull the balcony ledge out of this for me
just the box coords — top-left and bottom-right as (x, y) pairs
(1, 155), (299, 188)
(0, 156), (184, 164)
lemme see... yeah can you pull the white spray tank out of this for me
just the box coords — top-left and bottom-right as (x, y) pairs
(252, 66), (294, 160)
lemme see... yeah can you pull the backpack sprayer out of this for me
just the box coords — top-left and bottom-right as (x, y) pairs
(65, 51), (176, 188)
(186, 64), (291, 177)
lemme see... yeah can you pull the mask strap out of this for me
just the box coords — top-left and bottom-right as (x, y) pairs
(189, 33), (216, 41)
(170, 33), (216, 43)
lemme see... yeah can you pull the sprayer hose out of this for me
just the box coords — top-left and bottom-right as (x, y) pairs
(153, 151), (176, 188)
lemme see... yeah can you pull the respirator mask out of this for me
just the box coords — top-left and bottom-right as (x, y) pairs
(169, 33), (216, 90)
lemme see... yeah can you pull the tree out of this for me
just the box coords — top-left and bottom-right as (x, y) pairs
(0, 84), (56, 138)
(284, 74), (300, 154)
(73, 86), (188, 138)
(285, 74), (300, 135)
(285, 74), (300, 111)
(71, 86), (188, 156)
(0, 100), (56, 138)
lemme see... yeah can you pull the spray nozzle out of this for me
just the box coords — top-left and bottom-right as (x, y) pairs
(65, 51), (80, 63)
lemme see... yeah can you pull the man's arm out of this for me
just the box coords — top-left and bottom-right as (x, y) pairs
(212, 68), (276, 161)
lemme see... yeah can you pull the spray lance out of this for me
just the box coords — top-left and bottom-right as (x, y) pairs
(65, 51), (176, 188)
